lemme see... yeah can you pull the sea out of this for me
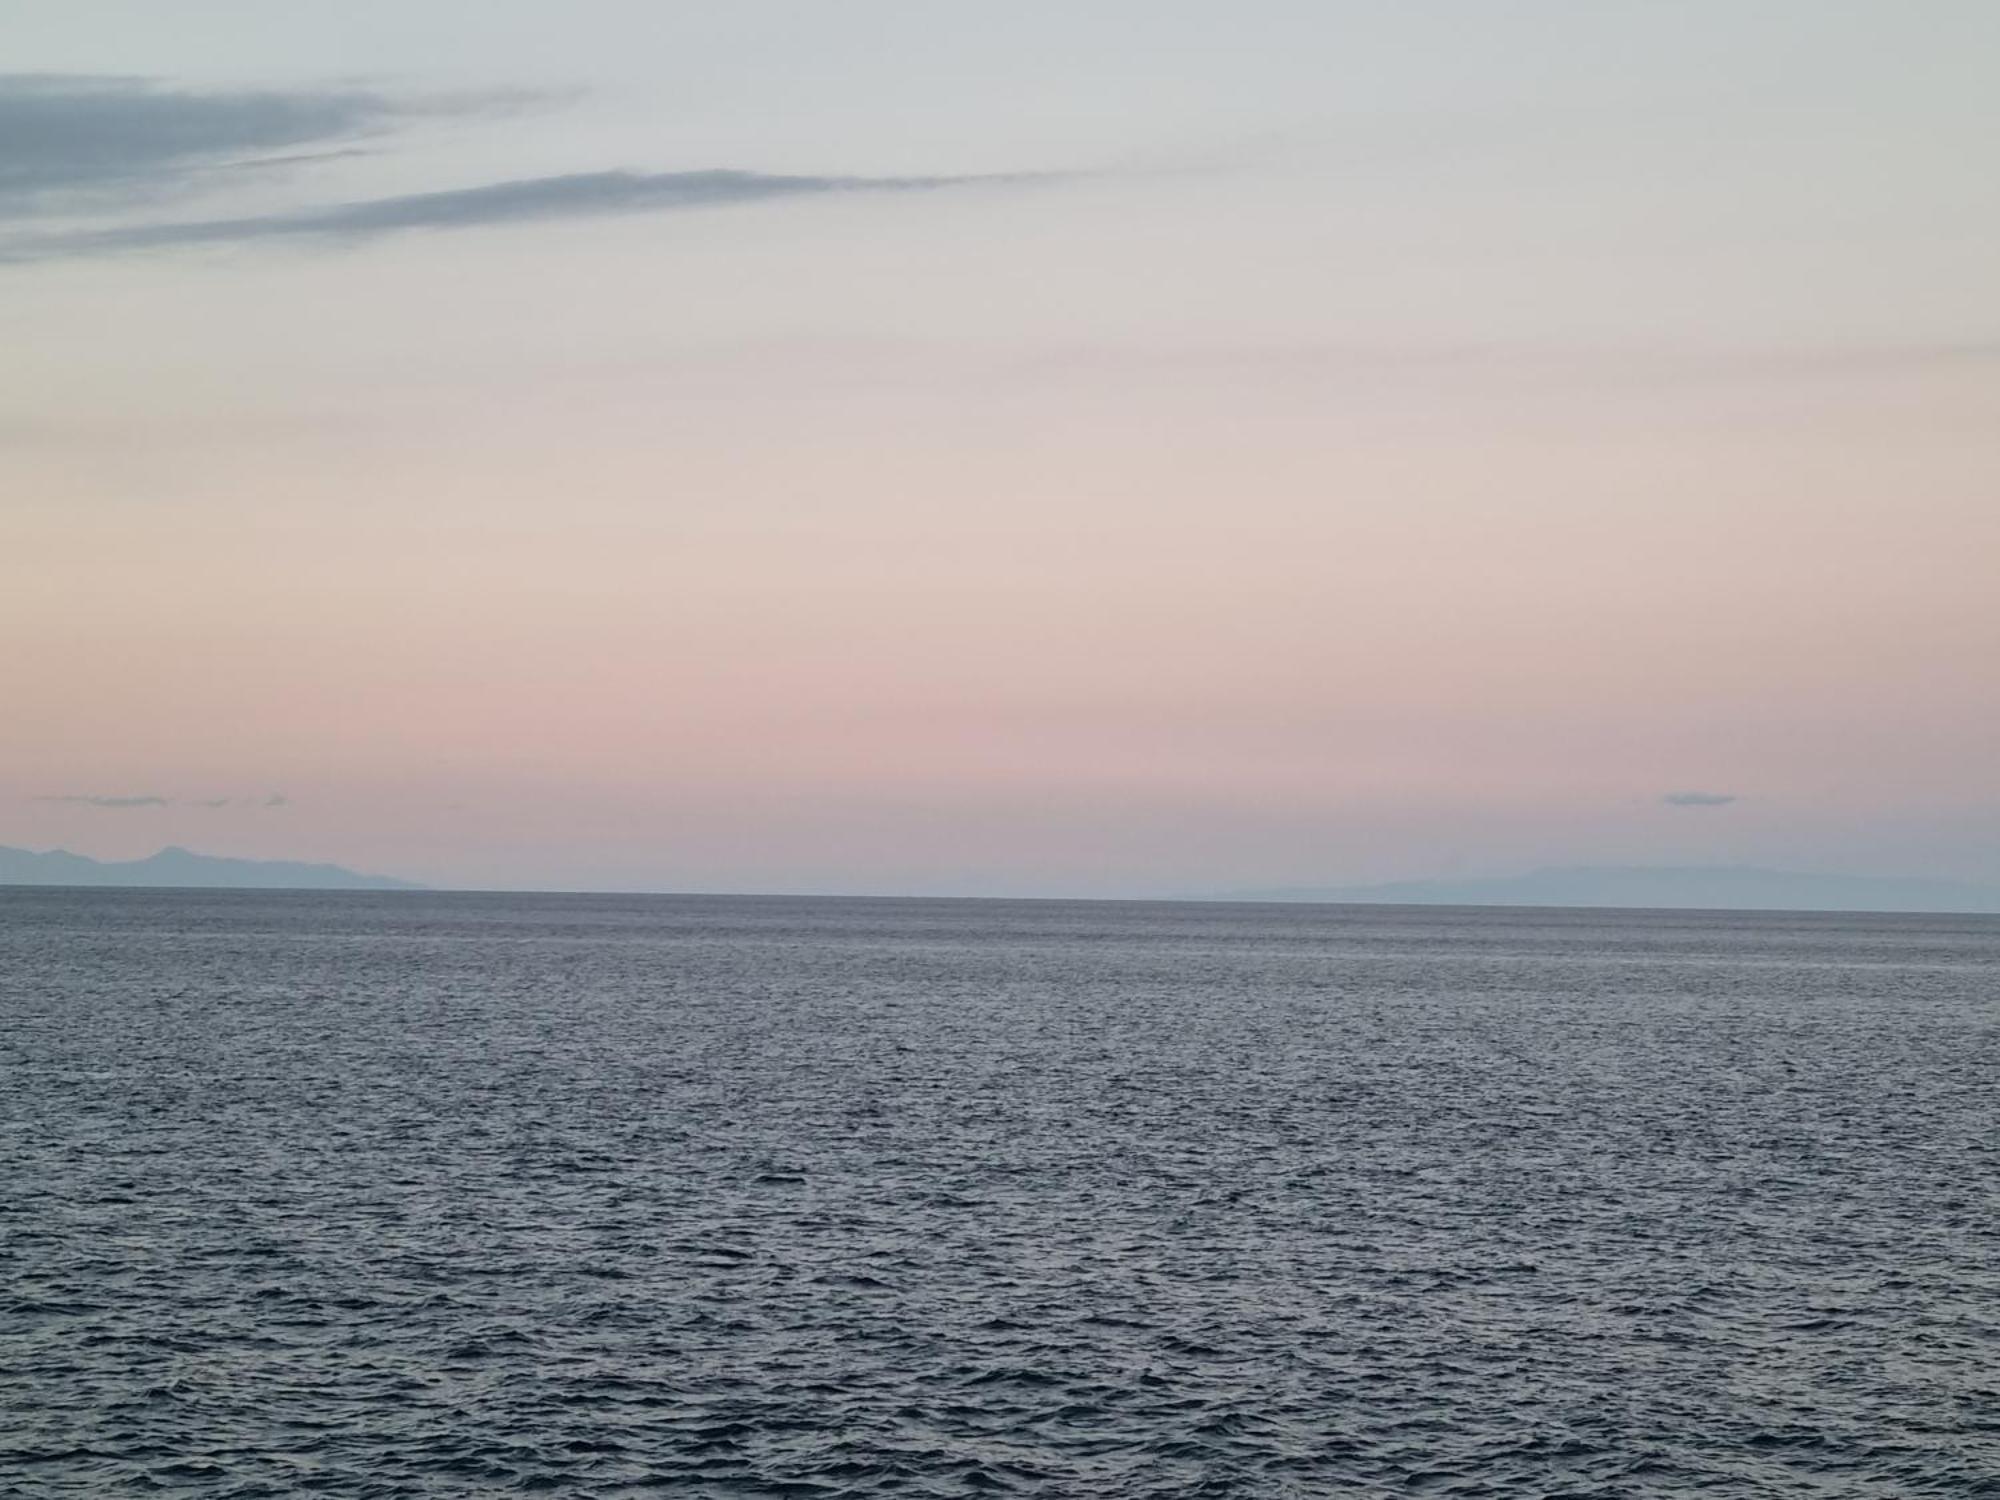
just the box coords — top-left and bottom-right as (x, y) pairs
(3, 890), (1996, 1497)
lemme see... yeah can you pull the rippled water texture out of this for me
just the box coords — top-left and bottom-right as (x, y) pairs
(4, 892), (1997, 1496)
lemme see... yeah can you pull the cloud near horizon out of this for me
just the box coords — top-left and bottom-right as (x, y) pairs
(33, 792), (292, 809)
(1662, 791), (1740, 808)
(35, 793), (170, 808)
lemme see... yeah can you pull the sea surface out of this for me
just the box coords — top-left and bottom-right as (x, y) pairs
(3, 891), (1997, 1497)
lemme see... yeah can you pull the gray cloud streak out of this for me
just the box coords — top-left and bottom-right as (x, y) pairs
(1662, 791), (1739, 807)
(1, 166), (1032, 263)
(0, 74), (419, 213)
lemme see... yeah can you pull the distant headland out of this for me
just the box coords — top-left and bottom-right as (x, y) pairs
(0, 844), (421, 891)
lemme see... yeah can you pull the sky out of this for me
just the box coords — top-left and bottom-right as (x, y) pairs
(3, 1), (1997, 895)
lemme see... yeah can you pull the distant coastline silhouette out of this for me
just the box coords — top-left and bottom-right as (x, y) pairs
(0, 844), (419, 891)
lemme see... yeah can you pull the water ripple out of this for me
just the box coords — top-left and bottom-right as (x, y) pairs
(3, 891), (1997, 1496)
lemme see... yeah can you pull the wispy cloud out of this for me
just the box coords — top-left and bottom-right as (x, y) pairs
(989, 339), (2000, 391)
(1662, 791), (1739, 808)
(0, 165), (1040, 263)
(32, 791), (293, 809)
(36, 793), (170, 808)
(0, 74), (447, 215)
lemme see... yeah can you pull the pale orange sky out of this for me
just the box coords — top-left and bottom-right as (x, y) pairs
(4, 3), (1997, 892)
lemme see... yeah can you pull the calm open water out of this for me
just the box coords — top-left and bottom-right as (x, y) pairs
(3, 890), (1996, 1497)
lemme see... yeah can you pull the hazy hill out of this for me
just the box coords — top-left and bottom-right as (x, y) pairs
(0, 844), (421, 891)
(1226, 865), (2000, 915)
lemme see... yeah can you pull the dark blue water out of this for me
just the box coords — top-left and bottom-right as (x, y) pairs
(3, 891), (1997, 1497)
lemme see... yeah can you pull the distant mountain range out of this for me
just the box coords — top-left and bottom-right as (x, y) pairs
(1224, 865), (2000, 915)
(0, 844), (421, 891)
